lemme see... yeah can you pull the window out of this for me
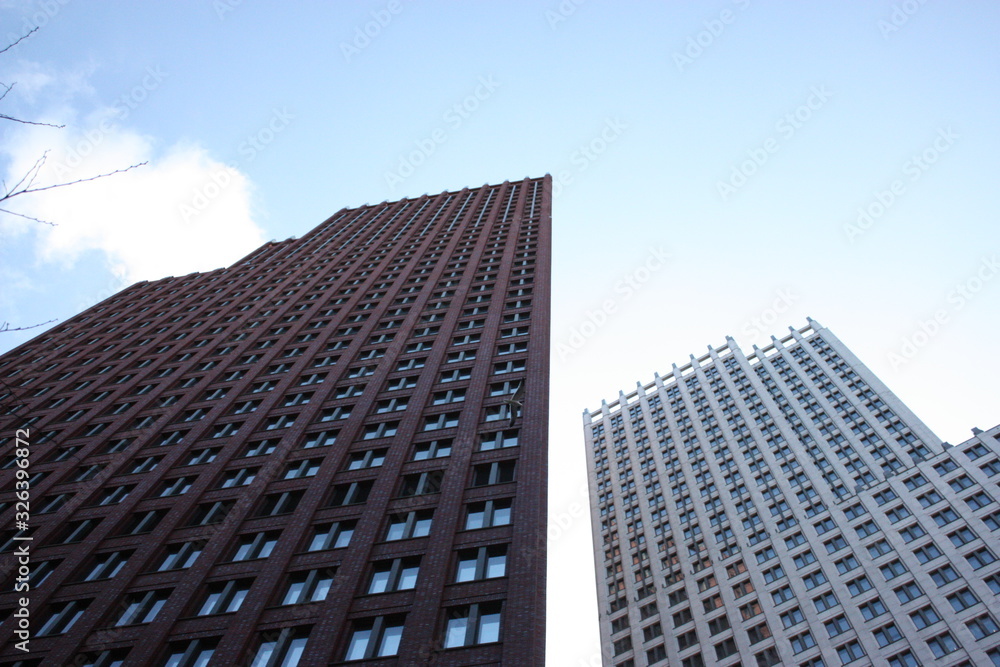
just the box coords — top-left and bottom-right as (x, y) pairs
(465, 499), (512, 529)
(802, 570), (828, 589)
(189, 501), (235, 526)
(929, 564), (959, 586)
(82, 551), (132, 581)
(926, 632), (959, 659)
(772, 585), (795, 605)
(967, 546), (997, 569)
(346, 448), (386, 469)
(747, 622), (772, 644)
(363, 420), (398, 439)
(825, 615), (851, 637)
(328, 481), (372, 507)
(185, 448), (219, 466)
(368, 557), (420, 593)
(116, 589), (171, 625)
(38, 599), (90, 636)
(308, 521), (355, 551)
(219, 467), (258, 488)
(159, 476), (195, 497)
(859, 598), (887, 620)
(479, 429), (519, 451)
(873, 623), (902, 647)
(846, 576), (872, 596)
(966, 613), (1000, 639)
(880, 560), (908, 581)
(157, 542), (202, 571)
(894, 582), (923, 604)
(96, 485), (133, 505)
(455, 545), (508, 582)
(399, 470), (444, 496)
(344, 615), (405, 660)
(162, 638), (217, 667)
(258, 491), (305, 516)
(413, 438), (452, 460)
(232, 531), (280, 561)
(836, 640), (865, 664)
(248, 627), (310, 667)
(282, 570), (335, 604)
(947, 588), (979, 612)
(385, 510), (433, 541)
(780, 607), (805, 629)
(284, 459), (322, 479)
(909, 605), (941, 630)
(813, 591), (838, 612)
(790, 631), (816, 653)
(243, 439), (279, 457)
(302, 430), (338, 449)
(443, 602), (502, 648)
(197, 579), (253, 615)
(899, 523), (926, 543)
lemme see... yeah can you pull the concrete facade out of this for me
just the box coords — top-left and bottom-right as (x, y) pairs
(584, 318), (1000, 667)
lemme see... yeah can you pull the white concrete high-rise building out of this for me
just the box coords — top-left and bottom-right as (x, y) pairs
(583, 318), (1000, 667)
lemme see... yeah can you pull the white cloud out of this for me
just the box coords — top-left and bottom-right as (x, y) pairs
(1, 66), (266, 284)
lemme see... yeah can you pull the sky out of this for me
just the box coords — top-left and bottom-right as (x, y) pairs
(1, 1), (999, 664)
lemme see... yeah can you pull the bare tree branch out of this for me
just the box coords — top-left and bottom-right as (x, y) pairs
(1, 162), (147, 203)
(0, 319), (57, 333)
(0, 112), (64, 128)
(0, 206), (56, 226)
(0, 27), (38, 56)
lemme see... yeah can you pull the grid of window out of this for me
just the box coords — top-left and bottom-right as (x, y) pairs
(584, 324), (1000, 667)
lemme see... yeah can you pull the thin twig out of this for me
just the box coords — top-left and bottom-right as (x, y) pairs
(0, 27), (38, 56)
(2, 162), (147, 201)
(0, 206), (56, 226)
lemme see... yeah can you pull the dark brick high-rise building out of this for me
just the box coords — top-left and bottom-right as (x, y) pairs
(0, 176), (550, 666)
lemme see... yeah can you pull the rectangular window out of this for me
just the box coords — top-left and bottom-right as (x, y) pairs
(443, 602), (502, 648)
(345, 615), (405, 660)
(465, 498), (512, 529)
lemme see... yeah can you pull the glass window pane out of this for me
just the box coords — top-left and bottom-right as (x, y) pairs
(249, 642), (276, 667)
(413, 518), (432, 537)
(283, 582), (305, 605)
(494, 506), (511, 525)
(457, 559), (477, 582)
(379, 625), (403, 656)
(479, 612), (501, 643)
(281, 637), (308, 667)
(445, 618), (468, 648)
(399, 566), (419, 589)
(313, 578), (332, 601)
(487, 554), (506, 578)
(369, 571), (390, 594)
(346, 630), (370, 660)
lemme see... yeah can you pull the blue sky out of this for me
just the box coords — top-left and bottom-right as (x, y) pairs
(2, 1), (999, 663)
